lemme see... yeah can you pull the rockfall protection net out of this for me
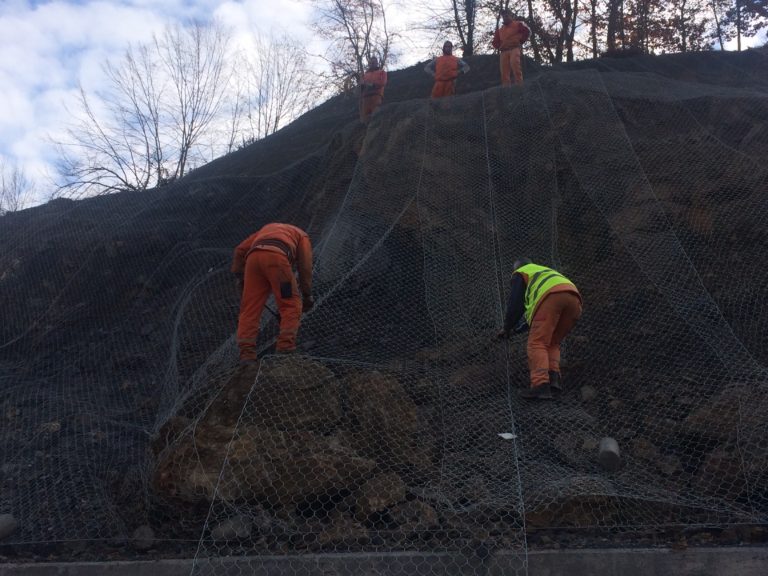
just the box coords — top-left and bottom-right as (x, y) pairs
(1, 51), (767, 572)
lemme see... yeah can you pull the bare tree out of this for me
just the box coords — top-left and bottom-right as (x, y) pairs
(156, 21), (231, 179)
(538, 0), (580, 63)
(417, 0), (482, 57)
(312, 0), (396, 85)
(606, 0), (625, 50)
(585, 0), (605, 57)
(720, 0), (768, 51)
(661, 0), (712, 53)
(244, 32), (319, 141)
(709, 0), (728, 49)
(0, 157), (33, 215)
(625, 0), (668, 52)
(54, 20), (232, 197)
(54, 83), (152, 196)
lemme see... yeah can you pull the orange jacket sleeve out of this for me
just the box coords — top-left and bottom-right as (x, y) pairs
(231, 233), (258, 274)
(492, 29), (501, 49)
(295, 235), (313, 296)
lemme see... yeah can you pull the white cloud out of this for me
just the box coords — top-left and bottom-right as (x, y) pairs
(2, 1), (765, 208)
(0, 0), (323, 203)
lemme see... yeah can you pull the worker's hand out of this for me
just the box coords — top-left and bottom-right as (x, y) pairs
(303, 294), (315, 312)
(496, 329), (510, 340)
(512, 321), (529, 334)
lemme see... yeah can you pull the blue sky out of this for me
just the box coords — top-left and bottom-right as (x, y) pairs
(0, 1), (764, 204)
(0, 0), (319, 198)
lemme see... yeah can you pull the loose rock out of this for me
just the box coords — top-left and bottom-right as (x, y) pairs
(598, 437), (621, 471)
(131, 525), (155, 550)
(210, 515), (253, 541)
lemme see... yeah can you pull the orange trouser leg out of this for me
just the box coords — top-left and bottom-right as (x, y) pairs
(500, 51), (513, 87)
(527, 292), (582, 387)
(510, 47), (523, 84)
(360, 95), (383, 122)
(431, 80), (455, 99)
(237, 253), (271, 361)
(260, 252), (303, 352)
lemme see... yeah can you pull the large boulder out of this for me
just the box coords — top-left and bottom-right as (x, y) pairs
(152, 362), (435, 513)
(343, 370), (433, 476)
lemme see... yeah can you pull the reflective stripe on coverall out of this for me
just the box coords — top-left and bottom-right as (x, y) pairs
(516, 263), (582, 387)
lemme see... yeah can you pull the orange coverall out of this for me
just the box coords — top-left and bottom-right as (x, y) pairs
(426, 55), (469, 99)
(518, 271), (582, 387)
(360, 68), (387, 122)
(231, 223), (313, 361)
(492, 22), (528, 86)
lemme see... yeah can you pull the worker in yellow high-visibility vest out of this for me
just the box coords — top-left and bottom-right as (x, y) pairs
(497, 258), (582, 400)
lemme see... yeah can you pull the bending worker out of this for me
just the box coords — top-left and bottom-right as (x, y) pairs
(232, 223), (314, 363)
(492, 9), (530, 86)
(497, 259), (582, 400)
(360, 56), (388, 123)
(424, 41), (470, 99)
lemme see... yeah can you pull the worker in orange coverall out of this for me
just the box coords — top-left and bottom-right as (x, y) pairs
(360, 56), (388, 123)
(232, 223), (314, 363)
(424, 41), (470, 99)
(497, 258), (582, 400)
(492, 9), (530, 86)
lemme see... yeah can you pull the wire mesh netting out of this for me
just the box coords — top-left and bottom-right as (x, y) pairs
(1, 50), (768, 572)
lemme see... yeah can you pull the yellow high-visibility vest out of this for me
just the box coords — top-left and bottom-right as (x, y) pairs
(516, 263), (577, 324)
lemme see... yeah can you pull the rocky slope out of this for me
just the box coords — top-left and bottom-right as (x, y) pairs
(1, 49), (767, 559)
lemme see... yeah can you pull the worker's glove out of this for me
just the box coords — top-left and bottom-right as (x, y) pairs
(365, 83), (375, 90)
(303, 294), (315, 311)
(496, 329), (510, 340)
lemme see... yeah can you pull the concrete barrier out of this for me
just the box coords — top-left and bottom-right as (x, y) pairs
(1, 547), (767, 575)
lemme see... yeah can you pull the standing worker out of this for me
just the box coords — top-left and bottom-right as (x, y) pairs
(424, 41), (470, 99)
(497, 258), (582, 400)
(360, 56), (388, 123)
(492, 9), (530, 86)
(232, 223), (314, 363)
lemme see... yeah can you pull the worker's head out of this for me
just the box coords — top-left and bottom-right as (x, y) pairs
(368, 56), (380, 70)
(442, 41), (453, 55)
(501, 9), (514, 24)
(512, 257), (532, 272)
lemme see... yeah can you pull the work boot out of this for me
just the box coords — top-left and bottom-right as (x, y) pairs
(549, 371), (563, 394)
(519, 383), (554, 400)
(276, 348), (296, 355)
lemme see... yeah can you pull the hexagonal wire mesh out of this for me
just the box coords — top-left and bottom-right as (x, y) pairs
(0, 51), (766, 572)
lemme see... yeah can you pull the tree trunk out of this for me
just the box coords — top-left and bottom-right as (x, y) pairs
(465, 0), (475, 57)
(567, 0), (579, 62)
(736, 0), (742, 51)
(619, 0), (625, 48)
(527, 0), (542, 63)
(710, 0), (724, 50)
(607, 0), (621, 51)
(590, 0), (598, 58)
